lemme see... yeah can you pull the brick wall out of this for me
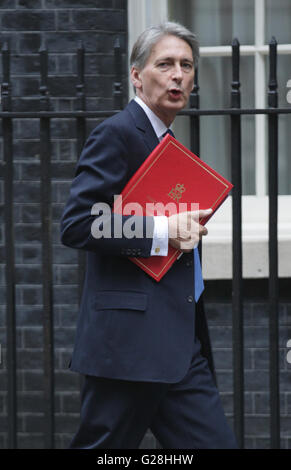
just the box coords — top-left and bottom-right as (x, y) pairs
(0, 1), (127, 111)
(0, 0), (129, 449)
(205, 280), (291, 449)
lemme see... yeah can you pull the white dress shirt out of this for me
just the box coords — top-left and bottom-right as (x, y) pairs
(134, 96), (171, 257)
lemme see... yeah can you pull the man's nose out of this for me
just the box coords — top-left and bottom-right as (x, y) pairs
(172, 64), (183, 81)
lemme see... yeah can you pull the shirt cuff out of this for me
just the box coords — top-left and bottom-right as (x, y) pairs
(150, 216), (169, 256)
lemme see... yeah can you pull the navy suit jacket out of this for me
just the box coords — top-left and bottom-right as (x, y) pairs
(61, 100), (215, 383)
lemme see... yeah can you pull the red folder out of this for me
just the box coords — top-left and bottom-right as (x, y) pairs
(114, 133), (233, 281)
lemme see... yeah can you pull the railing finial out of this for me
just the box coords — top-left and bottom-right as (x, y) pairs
(1, 41), (11, 111)
(231, 38), (241, 108)
(39, 40), (50, 111)
(76, 41), (86, 111)
(113, 36), (123, 110)
(268, 36), (278, 108)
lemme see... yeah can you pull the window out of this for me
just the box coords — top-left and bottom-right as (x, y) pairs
(168, 0), (291, 196)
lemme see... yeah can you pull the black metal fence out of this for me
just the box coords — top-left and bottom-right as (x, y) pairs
(1, 37), (290, 449)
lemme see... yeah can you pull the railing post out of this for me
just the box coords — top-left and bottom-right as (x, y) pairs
(75, 42), (87, 306)
(230, 38), (244, 449)
(1, 41), (17, 449)
(113, 37), (123, 110)
(39, 40), (55, 449)
(75, 42), (87, 399)
(189, 64), (217, 380)
(268, 36), (280, 449)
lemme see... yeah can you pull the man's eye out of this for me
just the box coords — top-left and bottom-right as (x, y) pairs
(182, 63), (193, 70)
(158, 62), (169, 68)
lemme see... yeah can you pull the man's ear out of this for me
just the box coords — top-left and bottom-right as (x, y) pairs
(130, 66), (142, 91)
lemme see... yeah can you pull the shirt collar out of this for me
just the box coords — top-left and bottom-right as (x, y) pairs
(134, 96), (170, 141)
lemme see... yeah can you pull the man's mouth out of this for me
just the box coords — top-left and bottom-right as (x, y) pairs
(168, 88), (183, 99)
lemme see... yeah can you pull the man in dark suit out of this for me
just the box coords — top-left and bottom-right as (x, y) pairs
(61, 21), (237, 449)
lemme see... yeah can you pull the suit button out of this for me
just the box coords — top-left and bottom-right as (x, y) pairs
(155, 247), (160, 254)
(187, 295), (194, 303)
(186, 259), (193, 267)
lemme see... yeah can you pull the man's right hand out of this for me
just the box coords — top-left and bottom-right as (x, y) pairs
(168, 209), (212, 253)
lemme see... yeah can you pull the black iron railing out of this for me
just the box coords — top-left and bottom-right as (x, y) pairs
(1, 37), (290, 449)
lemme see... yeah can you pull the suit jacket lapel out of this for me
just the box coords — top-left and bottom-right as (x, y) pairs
(126, 100), (160, 154)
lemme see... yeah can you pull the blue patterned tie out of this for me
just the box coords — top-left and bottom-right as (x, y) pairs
(162, 128), (175, 138)
(163, 128), (204, 302)
(194, 247), (204, 302)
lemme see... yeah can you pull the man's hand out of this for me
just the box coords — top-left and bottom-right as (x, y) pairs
(168, 208), (213, 252)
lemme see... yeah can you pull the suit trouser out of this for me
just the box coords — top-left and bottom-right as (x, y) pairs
(69, 338), (238, 449)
